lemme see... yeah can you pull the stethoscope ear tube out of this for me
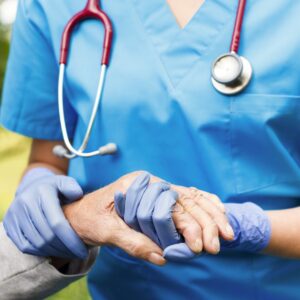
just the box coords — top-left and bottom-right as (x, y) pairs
(54, 0), (117, 159)
(59, 0), (113, 65)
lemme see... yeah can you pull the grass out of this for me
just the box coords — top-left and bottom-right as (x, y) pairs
(0, 126), (91, 300)
(0, 30), (9, 100)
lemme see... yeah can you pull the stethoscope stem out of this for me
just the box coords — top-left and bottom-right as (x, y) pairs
(230, 0), (247, 53)
(211, 0), (251, 95)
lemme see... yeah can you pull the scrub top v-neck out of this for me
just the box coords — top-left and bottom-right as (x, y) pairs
(2, 0), (300, 299)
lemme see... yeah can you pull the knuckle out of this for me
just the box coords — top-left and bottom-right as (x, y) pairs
(35, 240), (45, 250)
(173, 203), (185, 214)
(36, 184), (46, 196)
(52, 220), (64, 232)
(46, 232), (57, 244)
(124, 216), (134, 227)
(136, 210), (151, 223)
(18, 195), (29, 206)
(204, 220), (218, 232)
(209, 222), (219, 233)
(212, 213), (227, 223)
(152, 212), (166, 224)
(19, 243), (29, 253)
(210, 193), (221, 203)
(153, 208), (172, 224)
(128, 240), (144, 257)
(180, 197), (197, 211)
(187, 224), (202, 237)
(130, 170), (147, 180)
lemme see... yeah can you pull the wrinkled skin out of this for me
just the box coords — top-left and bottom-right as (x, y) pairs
(64, 171), (234, 264)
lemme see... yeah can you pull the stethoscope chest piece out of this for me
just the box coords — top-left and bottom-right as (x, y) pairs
(211, 52), (252, 95)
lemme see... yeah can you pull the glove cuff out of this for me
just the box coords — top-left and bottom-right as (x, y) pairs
(222, 202), (271, 253)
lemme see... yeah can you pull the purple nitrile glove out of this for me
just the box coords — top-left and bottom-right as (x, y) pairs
(115, 173), (271, 262)
(164, 202), (271, 261)
(114, 172), (182, 249)
(3, 167), (88, 259)
(220, 202), (271, 252)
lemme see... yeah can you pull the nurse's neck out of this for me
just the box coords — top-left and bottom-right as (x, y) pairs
(166, 0), (205, 29)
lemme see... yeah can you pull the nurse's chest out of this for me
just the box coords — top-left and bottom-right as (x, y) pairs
(62, 0), (300, 195)
(65, 0), (300, 118)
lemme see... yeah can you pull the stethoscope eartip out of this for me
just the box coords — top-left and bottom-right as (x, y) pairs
(98, 143), (118, 155)
(53, 145), (68, 158)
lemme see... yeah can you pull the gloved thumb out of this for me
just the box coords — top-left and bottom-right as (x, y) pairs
(55, 175), (84, 204)
(114, 191), (125, 218)
(163, 242), (198, 262)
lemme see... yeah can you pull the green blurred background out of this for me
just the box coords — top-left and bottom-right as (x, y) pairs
(0, 1), (90, 298)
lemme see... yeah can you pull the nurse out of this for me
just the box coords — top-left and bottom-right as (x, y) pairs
(2, 0), (300, 299)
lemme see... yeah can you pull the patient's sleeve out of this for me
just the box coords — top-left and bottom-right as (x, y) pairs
(0, 223), (98, 300)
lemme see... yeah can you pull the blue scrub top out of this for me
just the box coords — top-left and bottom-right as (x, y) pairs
(2, 0), (300, 299)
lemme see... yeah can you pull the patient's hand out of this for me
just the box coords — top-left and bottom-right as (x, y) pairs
(63, 172), (166, 266)
(113, 172), (234, 260)
(171, 185), (234, 254)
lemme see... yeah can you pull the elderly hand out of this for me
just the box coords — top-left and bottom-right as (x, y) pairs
(63, 172), (166, 265)
(4, 169), (165, 265)
(114, 172), (271, 261)
(114, 172), (235, 261)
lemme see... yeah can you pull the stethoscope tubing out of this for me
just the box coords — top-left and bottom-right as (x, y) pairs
(57, 64), (109, 158)
(55, 0), (250, 159)
(230, 0), (247, 53)
(54, 0), (117, 159)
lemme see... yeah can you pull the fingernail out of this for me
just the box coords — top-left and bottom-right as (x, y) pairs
(226, 224), (234, 237)
(212, 237), (220, 253)
(149, 253), (166, 265)
(194, 239), (202, 252)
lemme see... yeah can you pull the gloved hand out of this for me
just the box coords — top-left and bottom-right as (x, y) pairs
(163, 202), (271, 261)
(3, 167), (88, 259)
(114, 172), (196, 260)
(220, 202), (271, 252)
(115, 173), (271, 262)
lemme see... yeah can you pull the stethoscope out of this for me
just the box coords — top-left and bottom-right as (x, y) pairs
(53, 0), (251, 159)
(211, 0), (252, 94)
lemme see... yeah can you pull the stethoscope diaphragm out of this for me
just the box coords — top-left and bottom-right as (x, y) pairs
(211, 52), (252, 95)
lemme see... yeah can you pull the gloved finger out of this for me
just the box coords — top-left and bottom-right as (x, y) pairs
(163, 242), (198, 262)
(152, 189), (181, 248)
(124, 172), (151, 231)
(114, 191), (125, 218)
(19, 203), (72, 258)
(178, 197), (220, 254)
(188, 189), (234, 241)
(110, 220), (166, 266)
(30, 199), (80, 257)
(40, 185), (88, 259)
(137, 182), (170, 246)
(55, 176), (84, 204)
(3, 211), (42, 256)
(172, 203), (203, 253)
